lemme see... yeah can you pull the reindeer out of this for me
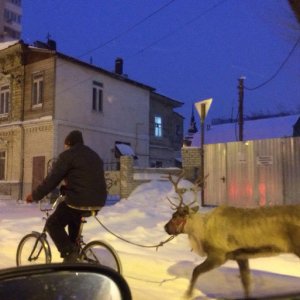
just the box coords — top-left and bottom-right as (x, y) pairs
(164, 172), (300, 298)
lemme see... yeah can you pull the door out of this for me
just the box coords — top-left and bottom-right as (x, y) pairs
(204, 144), (227, 206)
(32, 156), (45, 191)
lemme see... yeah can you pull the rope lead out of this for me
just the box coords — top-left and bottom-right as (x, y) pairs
(94, 216), (175, 251)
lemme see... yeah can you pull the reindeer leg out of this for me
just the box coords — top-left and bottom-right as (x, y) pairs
(236, 259), (250, 298)
(186, 253), (226, 298)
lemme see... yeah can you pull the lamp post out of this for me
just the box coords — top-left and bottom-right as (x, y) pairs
(195, 98), (212, 206)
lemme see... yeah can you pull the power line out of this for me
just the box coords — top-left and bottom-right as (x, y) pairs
(28, 1), (227, 97)
(245, 35), (300, 91)
(77, 0), (176, 59)
(21, 1), (176, 96)
(127, 0), (228, 58)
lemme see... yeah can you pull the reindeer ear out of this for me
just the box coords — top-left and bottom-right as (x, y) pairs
(190, 206), (199, 213)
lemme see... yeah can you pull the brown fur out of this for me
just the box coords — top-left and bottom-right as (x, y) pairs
(164, 204), (300, 298)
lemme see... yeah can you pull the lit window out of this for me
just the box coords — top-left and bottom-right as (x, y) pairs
(0, 151), (6, 180)
(0, 85), (9, 115)
(154, 116), (162, 137)
(92, 81), (103, 112)
(32, 73), (44, 107)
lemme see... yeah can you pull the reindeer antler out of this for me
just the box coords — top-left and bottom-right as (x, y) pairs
(194, 173), (209, 189)
(166, 196), (179, 210)
(164, 170), (207, 210)
(162, 170), (186, 208)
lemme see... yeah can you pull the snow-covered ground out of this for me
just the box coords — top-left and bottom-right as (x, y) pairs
(1, 180), (300, 299)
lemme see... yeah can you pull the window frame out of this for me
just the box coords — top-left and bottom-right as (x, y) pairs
(0, 151), (6, 180)
(32, 72), (44, 108)
(154, 115), (163, 137)
(92, 81), (103, 113)
(0, 85), (10, 117)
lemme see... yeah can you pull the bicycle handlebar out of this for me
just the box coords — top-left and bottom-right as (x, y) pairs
(39, 195), (64, 212)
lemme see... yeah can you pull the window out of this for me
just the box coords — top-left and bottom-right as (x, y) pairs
(9, 0), (22, 6)
(0, 85), (9, 115)
(155, 161), (163, 168)
(92, 81), (103, 112)
(3, 26), (20, 38)
(154, 116), (162, 137)
(150, 161), (163, 168)
(0, 151), (6, 180)
(4, 9), (21, 24)
(32, 73), (44, 107)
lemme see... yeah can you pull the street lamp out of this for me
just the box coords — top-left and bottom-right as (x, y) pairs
(195, 98), (213, 206)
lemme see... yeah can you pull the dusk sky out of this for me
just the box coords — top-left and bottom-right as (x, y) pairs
(21, 0), (300, 131)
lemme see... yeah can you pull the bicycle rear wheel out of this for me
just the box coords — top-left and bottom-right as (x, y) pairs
(80, 240), (122, 274)
(16, 232), (51, 266)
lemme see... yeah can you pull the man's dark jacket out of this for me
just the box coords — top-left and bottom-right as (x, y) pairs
(32, 144), (107, 208)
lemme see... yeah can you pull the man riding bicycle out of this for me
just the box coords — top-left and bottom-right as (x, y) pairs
(26, 130), (107, 263)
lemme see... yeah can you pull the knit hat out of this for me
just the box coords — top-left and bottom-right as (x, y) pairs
(64, 130), (84, 147)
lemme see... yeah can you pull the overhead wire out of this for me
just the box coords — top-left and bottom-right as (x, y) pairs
(77, 0), (176, 59)
(245, 35), (300, 91)
(127, 0), (229, 58)
(233, 35), (300, 141)
(35, 0), (227, 97)
(28, 0), (177, 97)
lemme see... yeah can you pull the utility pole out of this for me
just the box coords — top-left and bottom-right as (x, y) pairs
(238, 77), (245, 141)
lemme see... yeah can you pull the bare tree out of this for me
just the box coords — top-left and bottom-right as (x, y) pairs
(288, 0), (300, 24)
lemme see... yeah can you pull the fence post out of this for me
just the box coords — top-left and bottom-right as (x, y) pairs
(181, 147), (201, 181)
(120, 156), (134, 198)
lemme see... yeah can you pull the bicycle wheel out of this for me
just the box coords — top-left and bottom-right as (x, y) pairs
(80, 240), (122, 274)
(16, 232), (51, 266)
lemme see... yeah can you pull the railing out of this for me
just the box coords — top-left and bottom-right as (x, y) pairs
(103, 162), (119, 171)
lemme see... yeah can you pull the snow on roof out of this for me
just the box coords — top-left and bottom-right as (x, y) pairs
(192, 114), (300, 146)
(115, 143), (136, 156)
(0, 40), (19, 51)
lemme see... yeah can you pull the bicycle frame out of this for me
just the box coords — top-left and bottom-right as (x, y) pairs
(28, 231), (52, 263)
(17, 197), (61, 265)
(17, 195), (122, 273)
(39, 197), (90, 261)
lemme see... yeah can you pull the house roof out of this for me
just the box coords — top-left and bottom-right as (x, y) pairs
(174, 111), (185, 119)
(26, 40), (154, 91)
(55, 52), (156, 92)
(191, 114), (300, 146)
(0, 40), (19, 51)
(0, 40), (155, 92)
(150, 91), (184, 108)
(1, 40), (185, 108)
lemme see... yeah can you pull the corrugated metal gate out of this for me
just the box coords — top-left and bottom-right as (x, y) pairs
(282, 137), (300, 204)
(204, 137), (300, 207)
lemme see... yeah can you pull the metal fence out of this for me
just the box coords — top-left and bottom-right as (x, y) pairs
(204, 136), (300, 207)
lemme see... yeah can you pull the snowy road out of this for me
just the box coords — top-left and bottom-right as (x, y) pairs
(1, 181), (300, 299)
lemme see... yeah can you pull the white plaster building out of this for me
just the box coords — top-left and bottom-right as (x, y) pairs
(0, 40), (183, 199)
(0, 0), (22, 42)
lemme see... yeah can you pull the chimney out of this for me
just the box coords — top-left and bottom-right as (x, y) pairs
(115, 57), (123, 75)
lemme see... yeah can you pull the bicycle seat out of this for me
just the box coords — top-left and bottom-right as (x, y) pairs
(81, 210), (98, 218)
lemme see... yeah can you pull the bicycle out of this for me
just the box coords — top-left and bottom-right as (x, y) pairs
(16, 196), (122, 274)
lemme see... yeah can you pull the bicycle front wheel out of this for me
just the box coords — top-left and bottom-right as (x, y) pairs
(80, 240), (122, 274)
(16, 232), (51, 266)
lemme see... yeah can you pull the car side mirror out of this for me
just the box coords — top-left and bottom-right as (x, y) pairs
(0, 263), (131, 300)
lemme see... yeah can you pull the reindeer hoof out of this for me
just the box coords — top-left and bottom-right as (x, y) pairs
(184, 289), (193, 299)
